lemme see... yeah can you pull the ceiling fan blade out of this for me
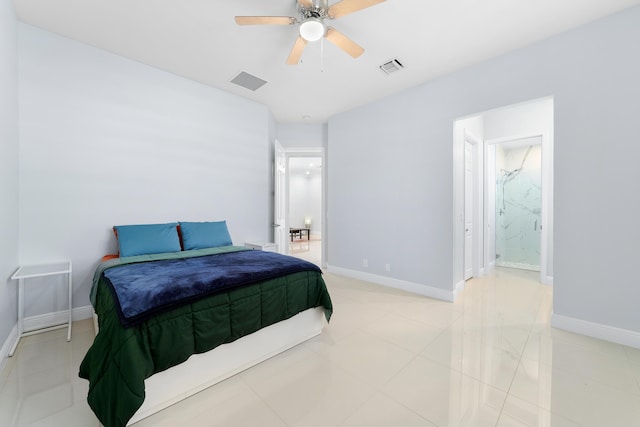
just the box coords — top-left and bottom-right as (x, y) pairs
(286, 36), (308, 65)
(325, 27), (364, 58)
(328, 0), (385, 19)
(234, 16), (296, 26)
(297, 0), (313, 8)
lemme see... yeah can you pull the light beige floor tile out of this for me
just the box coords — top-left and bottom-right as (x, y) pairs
(499, 395), (582, 427)
(11, 382), (74, 426)
(0, 388), (22, 427)
(322, 298), (391, 340)
(549, 338), (640, 395)
(420, 326), (521, 393)
(303, 323), (354, 355)
(248, 356), (375, 427)
(324, 329), (416, 387)
(23, 403), (100, 427)
(71, 318), (95, 334)
(4, 268), (640, 427)
(325, 274), (426, 307)
(364, 311), (444, 354)
(624, 346), (640, 364)
(510, 358), (640, 426)
(2, 363), (74, 400)
(534, 326), (629, 361)
(522, 328), (640, 395)
(239, 340), (319, 385)
(633, 362), (640, 392)
(341, 392), (437, 427)
(9, 335), (73, 378)
(383, 356), (506, 427)
(133, 375), (254, 426)
(390, 300), (464, 329)
(187, 391), (286, 427)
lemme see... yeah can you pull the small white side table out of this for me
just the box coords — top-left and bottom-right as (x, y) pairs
(245, 242), (278, 252)
(9, 261), (72, 357)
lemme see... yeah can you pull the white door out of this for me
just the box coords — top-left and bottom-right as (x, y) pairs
(464, 141), (474, 280)
(274, 141), (288, 254)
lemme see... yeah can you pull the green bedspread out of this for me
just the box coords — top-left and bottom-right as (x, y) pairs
(79, 248), (332, 427)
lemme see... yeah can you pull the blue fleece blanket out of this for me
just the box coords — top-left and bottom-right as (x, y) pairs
(103, 250), (322, 327)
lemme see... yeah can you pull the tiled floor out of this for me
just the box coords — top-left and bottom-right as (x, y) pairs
(1, 267), (640, 426)
(289, 236), (321, 266)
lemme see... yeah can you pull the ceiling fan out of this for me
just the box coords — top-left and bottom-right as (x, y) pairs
(235, 0), (386, 65)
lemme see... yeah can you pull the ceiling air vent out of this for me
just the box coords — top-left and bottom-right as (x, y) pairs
(379, 59), (404, 75)
(230, 71), (267, 91)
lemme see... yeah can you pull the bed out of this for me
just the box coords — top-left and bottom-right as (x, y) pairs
(78, 222), (332, 427)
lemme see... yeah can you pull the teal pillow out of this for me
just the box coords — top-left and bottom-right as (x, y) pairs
(179, 221), (232, 250)
(114, 223), (181, 257)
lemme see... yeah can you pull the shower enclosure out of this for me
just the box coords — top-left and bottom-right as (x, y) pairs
(495, 140), (542, 271)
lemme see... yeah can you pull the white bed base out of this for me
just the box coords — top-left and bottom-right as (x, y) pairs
(93, 307), (326, 425)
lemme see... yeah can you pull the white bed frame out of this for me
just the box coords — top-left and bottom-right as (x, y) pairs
(93, 307), (325, 425)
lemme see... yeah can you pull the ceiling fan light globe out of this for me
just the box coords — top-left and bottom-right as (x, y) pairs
(299, 19), (325, 42)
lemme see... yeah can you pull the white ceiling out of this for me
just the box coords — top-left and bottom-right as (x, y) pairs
(13, 0), (640, 123)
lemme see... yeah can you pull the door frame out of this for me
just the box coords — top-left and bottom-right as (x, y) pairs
(464, 130), (484, 280)
(273, 140), (288, 255)
(273, 146), (326, 267)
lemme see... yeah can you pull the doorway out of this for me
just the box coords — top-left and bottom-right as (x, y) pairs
(453, 97), (554, 288)
(273, 145), (325, 267)
(288, 156), (322, 265)
(490, 137), (542, 271)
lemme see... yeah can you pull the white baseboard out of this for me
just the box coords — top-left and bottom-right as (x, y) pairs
(542, 275), (554, 286)
(551, 314), (640, 349)
(23, 305), (94, 332)
(326, 265), (454, 302)
(0, 324), (18, 372)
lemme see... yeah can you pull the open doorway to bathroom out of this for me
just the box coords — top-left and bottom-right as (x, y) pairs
(491, 137), (542, 271)
(288, 156), (322, 266)
(454, 96), (554, 287)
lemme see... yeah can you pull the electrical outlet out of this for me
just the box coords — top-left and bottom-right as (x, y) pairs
(385, 263), (391, 272)
(362, 259), (368, 267)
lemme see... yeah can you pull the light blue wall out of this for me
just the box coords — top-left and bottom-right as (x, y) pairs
(0, 0), (19, 355)
(328, 7), (640, 333)
(18, 24), (272, 315)
(277, 124), (327, 148)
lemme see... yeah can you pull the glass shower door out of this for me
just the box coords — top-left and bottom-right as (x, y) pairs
(495, 141), (542, 271)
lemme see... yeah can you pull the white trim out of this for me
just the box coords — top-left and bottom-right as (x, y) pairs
(22, 305), (93, 332)
(327, 265), (454, 302)
(551, 314), (640, 349)
(453, 280), (466, 300)
(464, 129), (483, 146)
(464, 130), (484, 280)
(542, 275), (553, 286)
(0, 324), (19, 371)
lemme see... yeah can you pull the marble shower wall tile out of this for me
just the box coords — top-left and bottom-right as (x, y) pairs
(496, 144), (542, 271)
